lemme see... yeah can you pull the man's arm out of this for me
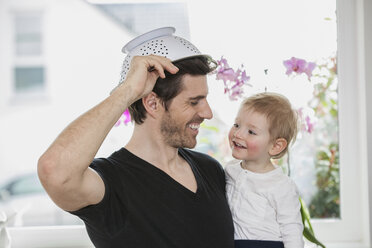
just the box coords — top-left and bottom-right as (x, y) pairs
(37, 55), (178, 212)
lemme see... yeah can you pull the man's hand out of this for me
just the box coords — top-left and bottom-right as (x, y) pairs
(116, 55), (179, 103)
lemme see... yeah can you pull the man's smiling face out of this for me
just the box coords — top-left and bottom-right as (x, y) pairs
(160, 74), (213, 148)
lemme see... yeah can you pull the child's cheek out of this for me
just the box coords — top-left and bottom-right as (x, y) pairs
(246, 141), (260, 153)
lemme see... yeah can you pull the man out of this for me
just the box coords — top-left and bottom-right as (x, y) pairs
(38, 27), (234, 248)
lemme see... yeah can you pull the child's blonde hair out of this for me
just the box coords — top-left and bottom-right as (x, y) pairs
(241, 92), (298, 158)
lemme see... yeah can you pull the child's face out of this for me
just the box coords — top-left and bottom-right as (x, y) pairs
(228, 107), (273, 163)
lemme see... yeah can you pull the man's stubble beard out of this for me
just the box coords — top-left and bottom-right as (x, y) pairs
(160, 111), (197, 149)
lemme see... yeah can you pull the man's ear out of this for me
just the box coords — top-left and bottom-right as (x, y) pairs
(142, 92), (162, 119)
(269, 138), (287, 157)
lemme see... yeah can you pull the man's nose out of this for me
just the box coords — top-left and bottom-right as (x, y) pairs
(200, 101), (213, 120)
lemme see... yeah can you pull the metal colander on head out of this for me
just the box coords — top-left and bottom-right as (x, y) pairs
(118, 27), (211, 84)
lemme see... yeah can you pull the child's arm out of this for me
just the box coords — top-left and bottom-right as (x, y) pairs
(271, 180), (304, 248)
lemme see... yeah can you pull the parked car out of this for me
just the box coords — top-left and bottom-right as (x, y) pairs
(0, 173), (82, 227)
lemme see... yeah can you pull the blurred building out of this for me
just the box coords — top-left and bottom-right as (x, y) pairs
(0, 0), (190, 182)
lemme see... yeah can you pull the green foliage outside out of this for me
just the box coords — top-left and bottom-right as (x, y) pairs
(307, 56), (340, 218)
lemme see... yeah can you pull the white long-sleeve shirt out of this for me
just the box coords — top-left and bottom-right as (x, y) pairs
(225, 159), (304, 248)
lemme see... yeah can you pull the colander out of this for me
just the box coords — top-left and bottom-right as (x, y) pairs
(118, 27), (212, 84)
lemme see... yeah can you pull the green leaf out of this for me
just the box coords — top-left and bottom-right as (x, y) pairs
(330, 108), (337, 117)
(303, 227), (326, 248)
(300, 198), (314, 234)
(300, 198), (327, 247)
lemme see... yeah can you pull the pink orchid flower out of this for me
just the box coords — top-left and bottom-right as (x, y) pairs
(115, 109), (132, 126)
(229, 85), (244, 101)
(216, 67), (236, 83)
(217, 57), (229, 68)
(305, 116), (315, 133)
(298, 108), (316, 134)
(241, 70), (251, 84)
(304, 62), (316, 80)
(122, 109), (131, 125)
(215, 57), (251, 100)
(283, 57), (307, 75)
(283, 57), (316, 80)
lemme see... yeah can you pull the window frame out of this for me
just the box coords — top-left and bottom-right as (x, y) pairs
(6, 0), (372, 247)
(308, 1), (371, 247)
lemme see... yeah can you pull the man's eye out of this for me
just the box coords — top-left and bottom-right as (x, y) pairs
(248, 130), (256, 135)
(190, 101), (198, 106)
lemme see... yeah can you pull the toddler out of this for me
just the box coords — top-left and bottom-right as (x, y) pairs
(225, 92), (304, 248)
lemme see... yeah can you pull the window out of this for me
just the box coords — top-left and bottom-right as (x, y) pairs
(12, 12), (45, 96)
(14, 66), (44, 92)
(4, 1), (371, 247)
(14, 13), (42, 56)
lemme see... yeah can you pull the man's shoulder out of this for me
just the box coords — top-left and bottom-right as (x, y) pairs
(90, 148), (130, 171)
(94, 147), (133, 163)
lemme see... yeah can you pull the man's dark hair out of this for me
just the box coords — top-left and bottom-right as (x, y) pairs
(128, 56), (216, 124)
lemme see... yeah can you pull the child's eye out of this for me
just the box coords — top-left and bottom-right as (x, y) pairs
(248, 130), (256, 135)
(233, 123), (239, 128)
